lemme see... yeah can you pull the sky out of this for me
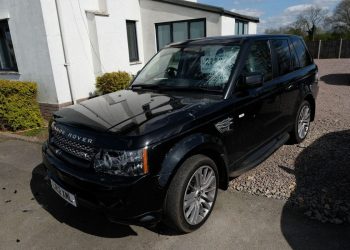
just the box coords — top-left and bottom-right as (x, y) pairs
(198, 0), (341, 33)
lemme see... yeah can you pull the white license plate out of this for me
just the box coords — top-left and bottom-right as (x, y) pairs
(50, 179), (77, 207)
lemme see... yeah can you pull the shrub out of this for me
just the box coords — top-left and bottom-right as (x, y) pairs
(96, 71), (132, 95)
(0, 80), (44, 131)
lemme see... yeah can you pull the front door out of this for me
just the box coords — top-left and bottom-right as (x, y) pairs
(226, 39), (281, 167)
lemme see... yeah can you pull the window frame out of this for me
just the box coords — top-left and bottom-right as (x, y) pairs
(290, 37), (313, 68)
(126, 20), (140, 63)
(155, 18), (206, 51)
(235, 19), (249, 35)
(288, 38), (301, 71)
(0, 19), (18, 72)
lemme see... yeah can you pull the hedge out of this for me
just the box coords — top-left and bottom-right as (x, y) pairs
(96, 71), (132, 95)
(0, 80), (44, 131)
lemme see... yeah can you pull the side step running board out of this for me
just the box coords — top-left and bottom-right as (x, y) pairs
(230, 133), (290, 177)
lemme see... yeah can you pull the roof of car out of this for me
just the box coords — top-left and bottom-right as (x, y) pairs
(168, 34), (302, 47)
(152, 0), (259, 23)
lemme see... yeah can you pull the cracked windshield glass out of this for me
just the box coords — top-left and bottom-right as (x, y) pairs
(133, 45), (241, 91)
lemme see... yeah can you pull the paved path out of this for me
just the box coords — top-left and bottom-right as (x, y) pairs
(0, 137), (349, 249)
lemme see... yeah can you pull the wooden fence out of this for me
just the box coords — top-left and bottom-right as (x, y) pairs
(305, 40), (350, 59)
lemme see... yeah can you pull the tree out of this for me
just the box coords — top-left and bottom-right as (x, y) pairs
(265, 26), (304, 36)
(330, 0), (350, 33)
(293, 6), (328, 41)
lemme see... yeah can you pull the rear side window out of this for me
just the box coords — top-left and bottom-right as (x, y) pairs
(271, 39), (292, 76)
(242, 40), (273, 82)
(291, 37), (312, 68)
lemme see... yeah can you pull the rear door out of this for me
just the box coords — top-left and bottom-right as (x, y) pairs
(268, 38), (297, 133)
(279, 37), (316, 126)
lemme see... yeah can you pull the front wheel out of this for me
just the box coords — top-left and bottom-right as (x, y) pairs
(290, 100), (312, 143)
(164, 155), (219, 233)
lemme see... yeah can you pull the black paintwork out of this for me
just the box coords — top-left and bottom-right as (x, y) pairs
(42, 35), (319, 225)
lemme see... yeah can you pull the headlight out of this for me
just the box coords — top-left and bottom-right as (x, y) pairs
(94, 148), (148, 176)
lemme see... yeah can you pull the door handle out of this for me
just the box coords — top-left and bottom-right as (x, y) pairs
(286, 82), (295, 90)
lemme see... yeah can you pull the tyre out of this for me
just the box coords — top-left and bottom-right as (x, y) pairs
(290, 100), (311, 143)
(164, 155), (219, 233)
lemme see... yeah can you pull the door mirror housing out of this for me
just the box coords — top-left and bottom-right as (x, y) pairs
(244, 73), (264, 88)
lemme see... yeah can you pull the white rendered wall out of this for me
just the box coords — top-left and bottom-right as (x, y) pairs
(0, 0), (59, 104)
(221, 16), (235, 36)
(140, 0), (222, 62)
(40, 0), (145, 104)
(248, 22), (257, 34)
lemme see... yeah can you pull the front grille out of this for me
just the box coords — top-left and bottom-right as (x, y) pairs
(51, 129), (97, 161)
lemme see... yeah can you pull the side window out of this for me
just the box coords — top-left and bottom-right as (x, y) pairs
(271, 39), (292, 76)
(242, 40), (273, 82)
(289, 40), (300, 71)
(291, 37), (312, 68)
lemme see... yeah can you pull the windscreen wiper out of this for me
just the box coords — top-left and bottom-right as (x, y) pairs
(131, 84), (163, 90)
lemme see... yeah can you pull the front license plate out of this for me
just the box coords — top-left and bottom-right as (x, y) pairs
(50, 179), (77, 207)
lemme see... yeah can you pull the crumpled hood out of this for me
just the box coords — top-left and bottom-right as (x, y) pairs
(54, 90), (221, 136)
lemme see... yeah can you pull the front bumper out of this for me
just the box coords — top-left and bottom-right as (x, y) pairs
(42, 142), (165, 225)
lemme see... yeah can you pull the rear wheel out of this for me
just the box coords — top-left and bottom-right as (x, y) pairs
(164, 155), (218, 233)
(290, 100), (311, 143)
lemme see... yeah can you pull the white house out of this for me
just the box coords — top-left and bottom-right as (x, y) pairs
(0, 0), (259, 117)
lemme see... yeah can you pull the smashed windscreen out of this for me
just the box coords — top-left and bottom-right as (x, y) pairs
(132, 44), (241, 92)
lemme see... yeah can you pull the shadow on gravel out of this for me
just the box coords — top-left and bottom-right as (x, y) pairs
(320, 74), (350, 85)
(30, 164), (138, 238)
(281, 130), (350, 250)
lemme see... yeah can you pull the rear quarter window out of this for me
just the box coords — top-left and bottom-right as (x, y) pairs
(291, 37), (313, 68)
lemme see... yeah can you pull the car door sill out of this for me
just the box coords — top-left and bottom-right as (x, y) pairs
(229, 132), (290, 177)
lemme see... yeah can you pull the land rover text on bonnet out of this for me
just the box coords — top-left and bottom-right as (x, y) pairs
(42, 35), (319, 233)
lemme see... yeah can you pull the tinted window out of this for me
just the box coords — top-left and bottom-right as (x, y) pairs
(189, 21), (205, 39)
(156, 19), (206, 51)
(126, 21), (139, 62)
(173, 22), (188, 42)
(0, 20), (17, 71)
(272, 39), (292, 76)
(291, 37), (312, 67)
(242, 40), (273, 82)
(235, 20), (248, 35)
(289, 40), (300, 71)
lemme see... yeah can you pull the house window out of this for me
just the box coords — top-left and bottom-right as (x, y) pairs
(0, 20), (17, 71)
(156, 19), (206, 51)
(126, 20), (139, 62)
(235, 20), (248, 35)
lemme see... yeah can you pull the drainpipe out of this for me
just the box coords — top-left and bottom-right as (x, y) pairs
(55, 0), (77, 104)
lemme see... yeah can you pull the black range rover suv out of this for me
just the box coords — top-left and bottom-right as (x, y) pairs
(42, 35), (318, 233)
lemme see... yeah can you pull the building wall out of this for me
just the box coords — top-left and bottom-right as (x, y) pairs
(40, 0), (145, 105)
(221, 16), (235, 36)
(249, 22), (257, 34)
(140, 0), (222, 62)
(0, 0), (59, 104)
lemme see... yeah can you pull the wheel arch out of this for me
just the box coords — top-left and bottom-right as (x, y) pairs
(304, 94), (316, 121)
(158, 133), (229, 190)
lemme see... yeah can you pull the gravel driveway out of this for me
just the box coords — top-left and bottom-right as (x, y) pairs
(230, 59), (350, 224)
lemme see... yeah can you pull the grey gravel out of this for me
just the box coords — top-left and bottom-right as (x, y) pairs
(229, 59), (350, 224)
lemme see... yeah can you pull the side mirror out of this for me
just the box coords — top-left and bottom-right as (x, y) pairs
(244, 73), (264, 88)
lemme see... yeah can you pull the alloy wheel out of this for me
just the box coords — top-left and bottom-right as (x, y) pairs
(183, 165), (217, 225)
(297, 105), (311, 139)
